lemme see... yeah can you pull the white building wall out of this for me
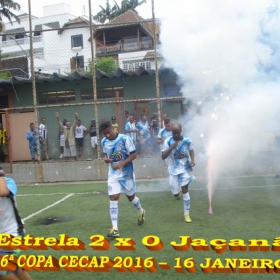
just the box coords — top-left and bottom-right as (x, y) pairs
(0, 4), (93, 75)
(43, 3), (71, 16)
(43, 27), (92, 74)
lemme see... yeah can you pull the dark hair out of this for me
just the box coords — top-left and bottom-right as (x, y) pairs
(129, 114), (134, 118)
(141, 114), (146, 119)
(41, 117), (45, 121)
(77, 119), (81, 122)
(125, 111), (129, 114)
(30, 122), (34, 126)
(164, 118), (171, 125)
(100, 121), (112, 131)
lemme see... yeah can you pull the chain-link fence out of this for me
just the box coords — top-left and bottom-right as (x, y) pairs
(0, 0), (185, 173)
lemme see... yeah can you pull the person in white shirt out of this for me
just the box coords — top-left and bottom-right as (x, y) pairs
(161, 123), (195, 223)
(38, 118), (52, 161)
(125, 114), (138, 145)
(75, 119), (87, 157)
(58, 119), (67, 158)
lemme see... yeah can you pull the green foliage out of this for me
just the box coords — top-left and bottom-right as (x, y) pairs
(94, 0), (147, 23)
(0, 0), (21, 32)
(93, 0), (118, 23)
(87, 57), (117, 74)
(0, 71), (10, 80)
(0, 53), (14, 59)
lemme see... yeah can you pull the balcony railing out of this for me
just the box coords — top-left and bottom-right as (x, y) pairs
(96, 40), (153, 55)
(1, 35), (43, 48)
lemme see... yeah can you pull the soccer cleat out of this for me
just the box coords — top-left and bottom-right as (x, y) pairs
(184, 214), (192, 223)
(176, 189), (182, 199)
(138, 209), (145, 225)
(107, 229), (119, 237)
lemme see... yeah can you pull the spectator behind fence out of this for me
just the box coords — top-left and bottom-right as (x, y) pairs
(38, 117), (52, 161)
(26, 122), (38, 163)
(101, 117), (107, 123)
(136, 114), (150, 156)
(150, 113), (159, 154)
(124, 110), (130, 122)
(56, 112), (78, 162)
(75, 119), (87, 158)
(87, 118), (98, 158)
(111, 116), (119, 133)
(0, 123), (8, 163)
(162, 113), (168, 128)
(125, 114), (138, 145)
(58, 119), (67, 158)
(0, 166), (33, 280)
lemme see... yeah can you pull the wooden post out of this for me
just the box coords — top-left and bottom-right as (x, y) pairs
(116, 91), (121, 132)
(137, 27), (140, 49)
(103, 31), (106, 51)
(5, 111), (12, 171)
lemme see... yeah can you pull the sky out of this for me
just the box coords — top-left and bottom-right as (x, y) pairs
(14, 0), (165, 19)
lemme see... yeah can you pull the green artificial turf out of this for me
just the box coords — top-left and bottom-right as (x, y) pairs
(3, 176), (280, 279)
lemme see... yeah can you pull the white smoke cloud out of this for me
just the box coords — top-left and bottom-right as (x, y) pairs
(159, 0), (280, 183)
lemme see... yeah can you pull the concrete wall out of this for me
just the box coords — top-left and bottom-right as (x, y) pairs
(12, 157), (170, 184)
(11, 151), (280, 184)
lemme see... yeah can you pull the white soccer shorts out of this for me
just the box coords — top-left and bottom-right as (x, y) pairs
(108, 177), (136, 196)
(169, 172), (194, 195)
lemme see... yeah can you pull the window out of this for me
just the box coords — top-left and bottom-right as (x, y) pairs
(141, 36), (152, 49)
(123, 64), (128, 72)
(122, 60), (151, 72)
(162, 84), (182, 98)
(38, 90), (75, 105)
(72, 56), (84, 70)
(15, 33), (24, 39)
(2, 35), (6, 42)
(71, 34), (83, 49)
(81, 87), (124, 101)
(124, 36), (138, 51)
(0, 95), (8, 108)
(34, 31), (41, 37)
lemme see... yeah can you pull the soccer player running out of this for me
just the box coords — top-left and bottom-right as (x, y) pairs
(156, 118), (173, 145)
(100, 121), (145, 237)
(161, 123), (195, 223)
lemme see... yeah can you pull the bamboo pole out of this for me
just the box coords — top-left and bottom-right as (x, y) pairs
(28, 0), (44, 181)
(88, 0), (100, 159)
(1, 96), (185, 112)
(151, 0), (162, 127)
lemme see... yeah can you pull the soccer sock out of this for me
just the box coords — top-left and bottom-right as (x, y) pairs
(182, 192), (190, 214)
(109, 201), (118, 229)
(131, 196), (143, 214)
